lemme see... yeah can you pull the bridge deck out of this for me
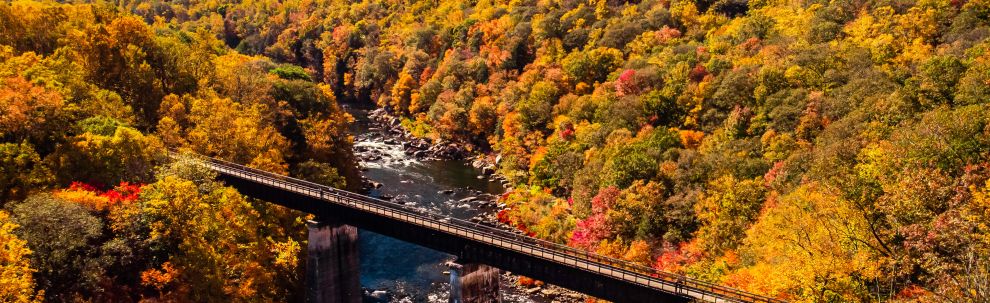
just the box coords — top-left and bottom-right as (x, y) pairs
(188, 155), (784, 303)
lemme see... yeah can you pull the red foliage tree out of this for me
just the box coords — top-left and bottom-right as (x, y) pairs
(688, 65), (708, 83)
(569, 187), (620, 249)
(615, 69), (638, 97)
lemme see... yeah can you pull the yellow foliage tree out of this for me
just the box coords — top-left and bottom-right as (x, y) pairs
(140, 176), (283, 301)
(469, 96), (498, 138)
(622, 240), (653, 266)
(186, 95), (290, 168)
(728, 184), (883, 302)
(51, 126), (165, 186)
(0, 211), (42, 303)
(390, 72), (416, 115)
(693, 175), (766, 256)
(210, 54), (275, 106)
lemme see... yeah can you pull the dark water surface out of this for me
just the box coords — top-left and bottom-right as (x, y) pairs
(343, 103), (535, 302)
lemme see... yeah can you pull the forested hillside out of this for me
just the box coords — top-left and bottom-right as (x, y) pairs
(3, 0), (990, 301)
(107, 0), (990, 301)
(0, 1), (357, 301)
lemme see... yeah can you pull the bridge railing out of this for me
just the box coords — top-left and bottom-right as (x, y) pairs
(177, 152), (785, 303)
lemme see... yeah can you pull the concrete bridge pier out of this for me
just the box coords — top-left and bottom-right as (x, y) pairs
(306, 219), (361, 303)
(448, 261), (501, 303)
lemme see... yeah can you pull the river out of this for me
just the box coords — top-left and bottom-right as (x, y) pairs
(343, 102), (543, 303)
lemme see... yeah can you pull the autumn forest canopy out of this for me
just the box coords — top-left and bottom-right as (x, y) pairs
(1, 0), (990, 301)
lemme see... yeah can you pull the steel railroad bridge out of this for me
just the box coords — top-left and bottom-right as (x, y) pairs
(187, 154), (784, 303)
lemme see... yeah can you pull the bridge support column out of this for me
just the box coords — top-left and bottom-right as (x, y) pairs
(448, 262), (501, 303)
(306, 219), (361, 303)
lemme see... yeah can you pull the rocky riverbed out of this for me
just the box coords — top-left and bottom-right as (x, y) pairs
(361, 108), (512, 187)
(346, 104), (585, 303)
